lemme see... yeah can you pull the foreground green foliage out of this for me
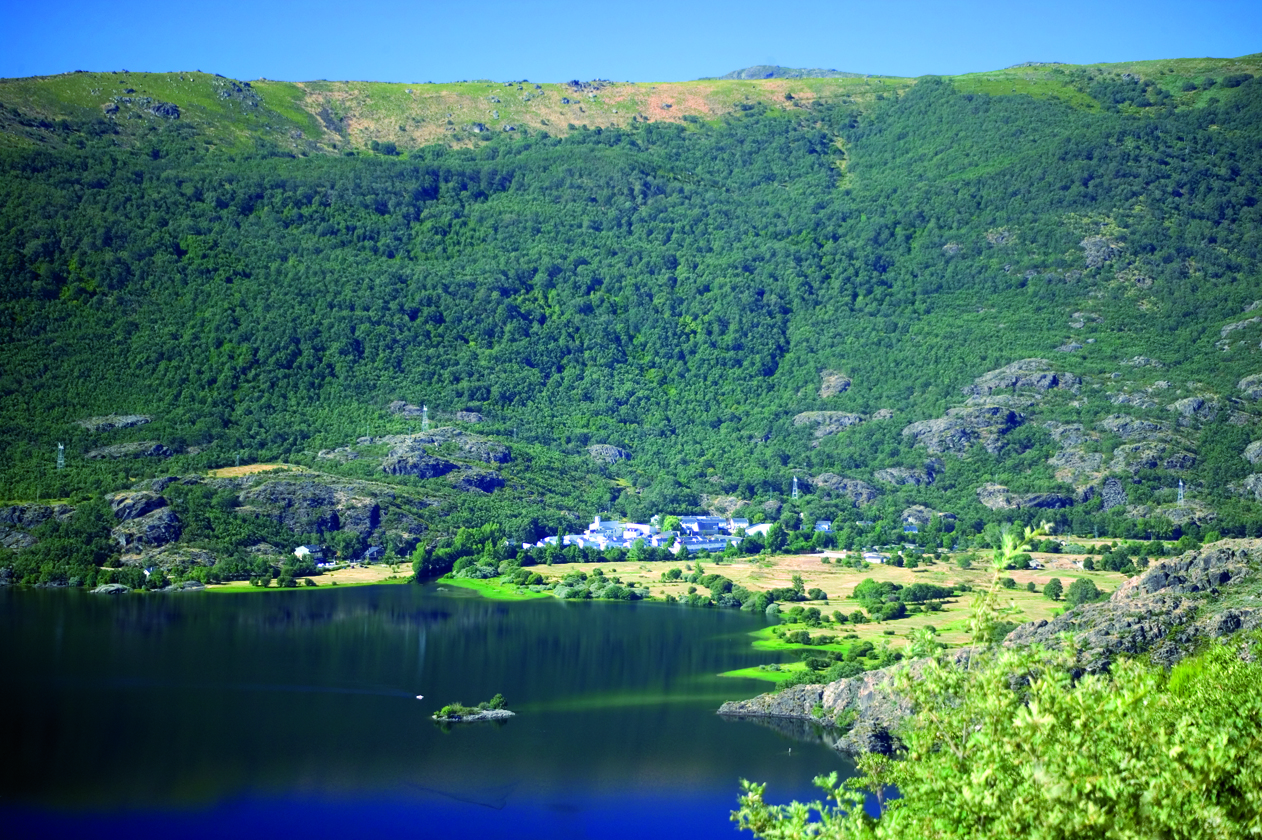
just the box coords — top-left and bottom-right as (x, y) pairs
(735, 636), (1262, 839)
(733, 526), (1262, 838)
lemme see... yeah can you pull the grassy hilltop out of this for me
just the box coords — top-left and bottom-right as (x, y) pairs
(3, 53), (1260, 154)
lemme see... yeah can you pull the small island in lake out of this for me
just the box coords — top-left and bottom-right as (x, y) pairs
(432, 693), (514, 723)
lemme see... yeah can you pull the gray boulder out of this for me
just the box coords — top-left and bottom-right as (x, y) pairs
(961, 358), (1080, 398)
(812, 474), (879, 506)
(85, 441), (174, 459)
(902, 405), (1025, 455)
(112, 507), (181, 550)
(1099, 414), (1163, 440)
(108, 491), (168, 521)
(451, 471), (504, 493)
(78, 414), (152, 432)
(1244, 441), (1262, 465)
(588, 444), (630, 465)
(792, 411), (865, 440)
(1101, 477), (1128, 511)
(382, 452), (459, 479)
(1167, 396), (1220, 423)
(91, 583), (131, 595)
(818, 370), (852, 398)
(1239, 374), (1262, 400)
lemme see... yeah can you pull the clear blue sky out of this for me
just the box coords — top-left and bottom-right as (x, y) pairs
(2, 0), (1259, 82)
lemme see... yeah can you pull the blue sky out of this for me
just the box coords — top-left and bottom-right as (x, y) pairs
(2, 0), (1259, 82)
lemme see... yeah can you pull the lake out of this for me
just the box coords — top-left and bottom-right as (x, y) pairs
(0, 583), (857, 838)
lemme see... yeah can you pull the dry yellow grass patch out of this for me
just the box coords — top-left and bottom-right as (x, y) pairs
(205, 463), (296, 478)
(208, 562), (408, 592)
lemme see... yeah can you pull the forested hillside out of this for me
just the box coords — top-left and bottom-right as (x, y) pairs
(2, 56), (1262, 586)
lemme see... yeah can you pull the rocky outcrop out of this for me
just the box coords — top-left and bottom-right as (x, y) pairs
(92, 583), (131, 594)
(317, 447), (360, 462)
(793, 411), (865, 440)
(237, 479), (383, 536)
(1101, 476), (1128, 511)
(451, 471), (505, 493)
(381, 428), (510, 465)
(1166, 396), (1219, 424)
(819, 370), (852, 398)
(1110, 392), (1159, 409)
(718, 665), (914, 755)
(85, 441), (174, 459)
(382, 451), (459, 478)
(1099, 414), (1163, 440)
(1239, 374), (1262, 400)
(588, 444), (630, 465)
(112, 507), (181, 550)
(812, 474), (879, 506)
(703, 495), (746, 517)
(1110, 441), (1196, 474)
(1243, 441), (1262, 465)
(977, 484), (1072, 511)
(1241, 474), (1262, 502)
(108, 491), (168, 521)
(902, 405), (1025, 455)
(1080, 235), (1123, 268)
(874, 460), (942, 487)
(78, 414), (151, 432)
(901, 505), (938, 526)
(1, 503), (73, 551)
(961, 359), (1080, 398)
(1006, 541), (1262, 671)
(1048, 449), (1104, 485)
(388, 401), (426, 418)
(455, 411), (485, 423)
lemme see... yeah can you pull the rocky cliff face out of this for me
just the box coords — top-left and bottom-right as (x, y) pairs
(721, 540), (1262, 754)
(0, 503), (74, 551)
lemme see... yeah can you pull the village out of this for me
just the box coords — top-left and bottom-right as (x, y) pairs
(528, 514), (840, 555)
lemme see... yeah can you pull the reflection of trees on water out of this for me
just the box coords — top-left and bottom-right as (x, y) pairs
(719, 714), (855, 755)
(0, 587), (824, 810)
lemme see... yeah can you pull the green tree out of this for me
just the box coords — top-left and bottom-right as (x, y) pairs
(1065, 577), (1102, 608)
(1043, 577), (1063, 601)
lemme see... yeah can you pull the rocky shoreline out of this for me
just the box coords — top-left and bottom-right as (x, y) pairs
(719, 540), (1262, 755)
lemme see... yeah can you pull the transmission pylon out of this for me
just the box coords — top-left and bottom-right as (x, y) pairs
(56, 443), (65, 470)
(422, 405), (430, 432)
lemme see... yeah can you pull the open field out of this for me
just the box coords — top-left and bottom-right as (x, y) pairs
(206, 562), (409, 592)
(496, 551), (1129, 656)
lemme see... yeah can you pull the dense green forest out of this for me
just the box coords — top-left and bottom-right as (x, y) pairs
(2, 59), (1262, 585)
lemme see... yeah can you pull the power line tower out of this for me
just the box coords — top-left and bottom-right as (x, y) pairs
(1178, 479), (1185, 507)
(422, 405), (430, 432)
(56, 442), (64, 470)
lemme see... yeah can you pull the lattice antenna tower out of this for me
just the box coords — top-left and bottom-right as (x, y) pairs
(791, 475), (799, 500)
(422, 405), (430, 432)
(56, 442), (64, 470)
(1178, 479), (1185, 506)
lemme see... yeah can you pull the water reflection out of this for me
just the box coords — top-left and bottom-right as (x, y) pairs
(0, 585), (853, 837)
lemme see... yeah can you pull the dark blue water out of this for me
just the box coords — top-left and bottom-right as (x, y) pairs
(0, 584), (856, 838)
